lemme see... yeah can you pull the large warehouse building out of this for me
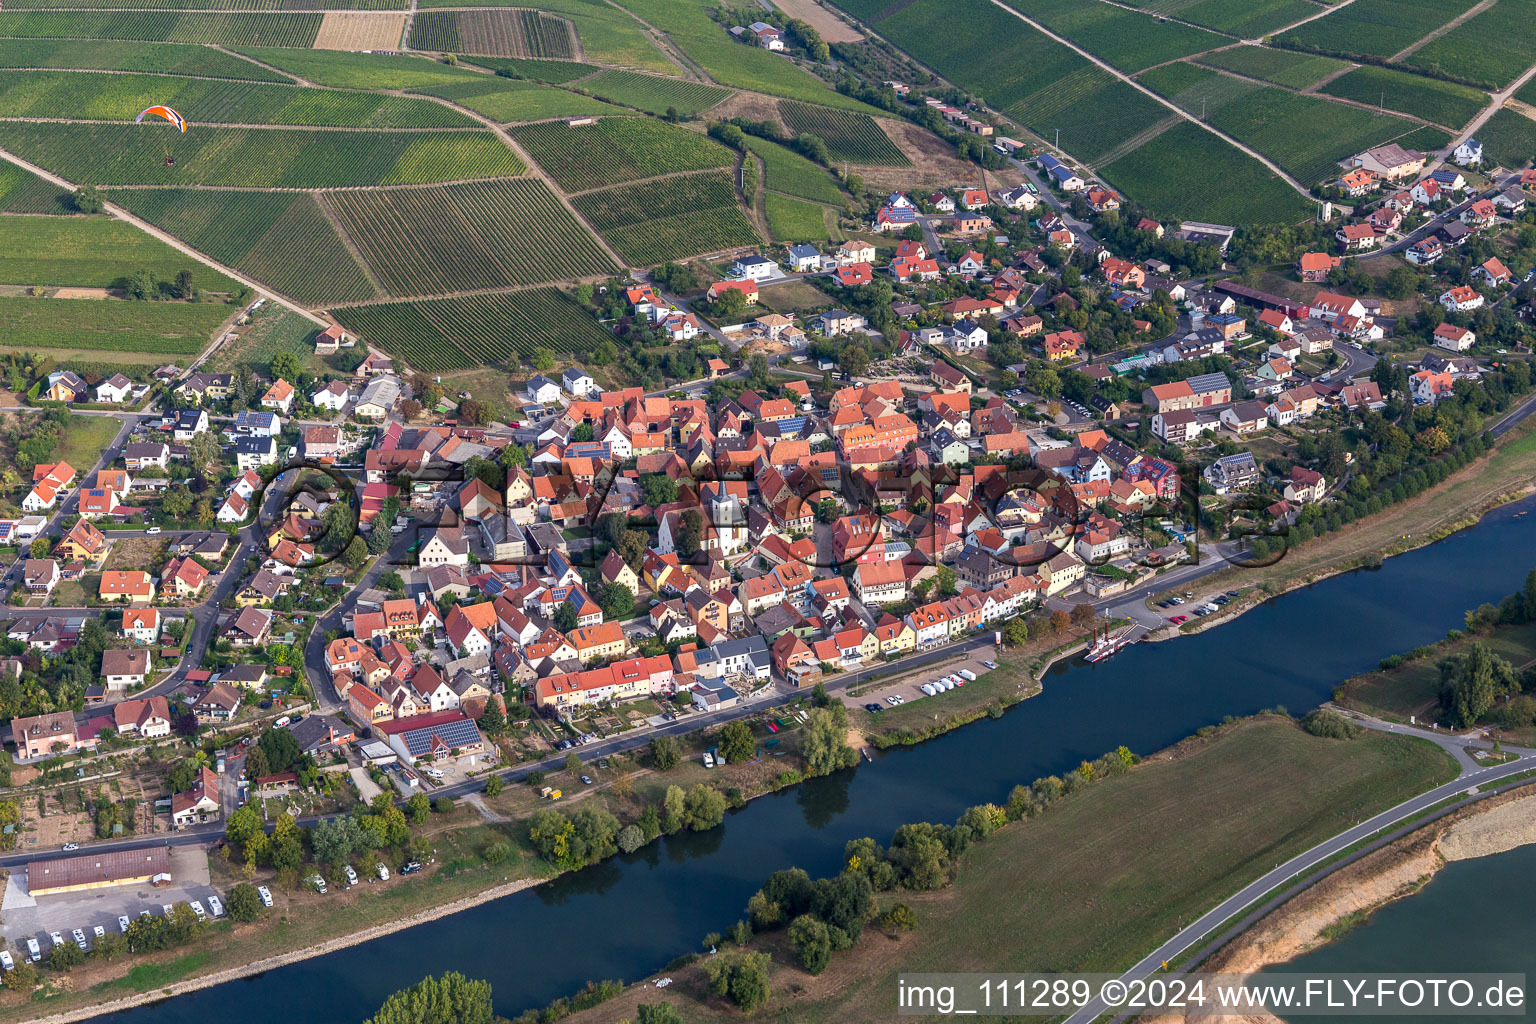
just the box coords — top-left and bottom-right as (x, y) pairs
(26, 847), (169, 896)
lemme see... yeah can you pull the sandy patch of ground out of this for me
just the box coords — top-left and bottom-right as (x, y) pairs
(855, 119), (987, 192)
(52, 288), (111, 300)
(771, 0), (864, 42)
(707, 90), (786, 125)
(1439, 793), (1536, 861)
(313, 12), (406, 51)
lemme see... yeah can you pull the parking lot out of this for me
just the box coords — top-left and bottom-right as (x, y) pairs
(841, 649), (998, 716)
(1155, 588), (1242, 625)
(1, 847), (219, 957)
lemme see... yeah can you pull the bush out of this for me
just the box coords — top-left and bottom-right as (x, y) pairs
(789, 913), (832, 974)
(1301, 708), (1362, 739)
(881, 903), (917, 932)
(433, 796), (455, 814)
(704, 951), (772, 1012)
(484, 775), (503, 797)
(226, 882), (262, 922)
(616, 823), (645, 853)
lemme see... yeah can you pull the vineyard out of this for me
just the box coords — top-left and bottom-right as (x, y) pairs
(1403, 0), (1536, 90)
(327, 178), (616, 295)
(1319, 66), (1488, 129)
(0, 122), (525, 186)
(508, 116), (733, 191)
(579, 68), (731, 116)
(234, 46), (486, 88)
(0, 160), (74, 214)
(778, 101), (907, 166)
(1004, 0), (1223, 74)
(0, 215), (237, 291)
(1017, 68), (1170, 164)
(0, 11), (322, 47)
(0, 39), (287, 79)
(413, 77), (623, 123)
(408, 9), (578, 59)
(1277, 0), (1480, 60)
(1472, 107), (1536, 172)
(0, 69), (476, 128)
(431, 0), (676, 74)
(112, 189), (377, 305)
(765, 193), (832, 243)
(1194, 46), (1348, 90)
(572, 170), (758, 264)
(1114, 0), (1317, 37)
(0, 0), (400, 8)
(466, 57), (595, 83)
(334, 287), (613, 372)
(1101, 121), (1314, 227)
(0, 294), (231, 355)
(743, 134), (844, 204)
(1141, 62), (1435, 184)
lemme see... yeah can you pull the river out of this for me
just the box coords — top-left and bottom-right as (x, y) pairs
(106, 498), (1536, 1023)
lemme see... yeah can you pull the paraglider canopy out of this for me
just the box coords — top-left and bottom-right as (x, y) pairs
(135, 105), (186, 133)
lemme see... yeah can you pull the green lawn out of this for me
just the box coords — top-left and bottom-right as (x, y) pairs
(764, 193), (833, 243)
(55, 414), (122, 470)
(0, 216), (237, 291)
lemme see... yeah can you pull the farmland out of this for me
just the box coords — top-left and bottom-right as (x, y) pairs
(0, 69), (476, 127)
(0, 39), (287, 79)
(0, 122), (525, 186)
(408, 9), (578, 59)
(0, 160), (75, 214)
(1403, 0), (1536, 90)
(1471, 107), (1536, 172)
(1319, 66), (1488, 130)
(420, 0), (678, 74)
(0, 215), (237, 292)
(1277, 0), (1481, 61)
(110, 189), (376, 306)
(1114, 0), (1318, 37)
(312, 11), (403, 50)
(578, 68), (730, 115)
(234, 46), (486, 88)
(743, 134), (845, 204)
(765, 192), (832, 242)
(779, 100), (907, 166)
(327, 178), (616, 295)
(465, 56), (594, 82)
(572, 170), (758, 265)
(1194, 46), (1348, 90)
(0, 0), (402, 8)
(508, 116), (732, 191)
(334, 287), (613, 372)
(0, 11), (322, 47)
(1101, 121), (1315, 227)
(204, 306), (322, 374)
(0, 293), (231, 355)
(1003, 0), (1224, 74)
(1019, 69), (1171, 164)
(413, 77), (625, 122)
(1140, 61), (1438, 184)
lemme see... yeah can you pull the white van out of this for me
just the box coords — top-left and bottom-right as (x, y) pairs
(376, 863), (390, 881)
(344, 865), (359, 887)
(23, 938), (39, 962)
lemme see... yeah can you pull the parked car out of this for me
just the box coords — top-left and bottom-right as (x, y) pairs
(307, 875), (327, 895)
(257, 885), (273, 907)
(376, 863), (389, 881)
(580, 775), (593, 785)
(863, 703), (882, 713)
(61, 843), (78, 852)
(145, 526), (162, 535)
(400, 862), (422, 875)
(49, 932), (64, 949)
(343, 865), (359, 887)
(23, 939), (39, 963)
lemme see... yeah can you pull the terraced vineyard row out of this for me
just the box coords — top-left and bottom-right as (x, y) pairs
(467, 56), (595, 83)
(1474, 107), (1536, 171)
(111, 189), (377, 305)
(778, 101), (907, 166)
(0, 39), (287, 80)
(1013, 67), (1169, 164)
(765, 192), (832, 242)
(1195, 46), (1348, 90)
(409, 9), (577, 59)
(1319, 66), (1487, 129)
(334, 287), (612, 372)
(1, 0), (398, 8)
(508, 116), (733, 192)
(328, 178), (616, 295)
(1003, 0), (1223, 73)
(1276, 0), (1481, 60)
(0, 69), (476, 128)
(234, 46), (485, 88)
(572, 170), (758, 265)
(0, 160), (74, 214)
(1403, 0), (1536, 90)
(1114, 0), (1318, 38)
(579, 68), (730, 115)
(0, 11), (322, 46)
(0, 122), (525, 187)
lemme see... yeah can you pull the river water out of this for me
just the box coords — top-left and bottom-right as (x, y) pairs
(107, 498), (1536, 1023)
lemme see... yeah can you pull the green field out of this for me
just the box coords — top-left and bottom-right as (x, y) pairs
(0, 122), (525, 186)
(1319, 66), (1488, 129)
(1115, 0), (1319, 37)
(778, 100), (907, 166)
(1403, 0), (1536, 90)
(110, 189), (376, 305)
(764, 192), (832, 242)
(572, 170), (758, 264)
(333, 286), (613, 371)
(1472, 107), (1536, 171)
(0, 39), (287, 79)
(465, 56), (596, 82)
(204, 305), (322, 373)
(0, 215), (238, 291)
(1101, 120), (1315, 226)
(1141, 61), (1437, 183)
(1194, 45), (1349, 90)
(1277, 0), (1481, 60)
(578, 68), (730, 115)
(743, 134), (845, 204)
(1004, 0), (1225, 73)
(1021, 69), (1173, 164)
(420, 0), (678, 74)
(0, 10), (322, 46)
(0, 293), (231, 354)
(328, 178), (616, 295)
(408, 9), (577, 59)
(507, 116), (732, 191)
(0, 69), (476, 127)
(413, 76), (625, 122)
(234, 46), (484, 88)
(0, 160), (76, 214)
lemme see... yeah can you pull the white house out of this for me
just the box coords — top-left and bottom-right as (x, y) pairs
(1439, 286), (1485, 312)
(1453, 138), (1483, 167)
(561, 368), (595, 397)
(312, 380), (349, 411)
(95, 374), (133, 404)
(1432, 323), (1476, 351)
(730, 254), (778, 282)
(525, 375), (561, 404)
(785, 244), (820, 271)
(233, 436), (278, 472)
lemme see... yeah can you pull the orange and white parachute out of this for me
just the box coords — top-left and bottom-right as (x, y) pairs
(135, 105), (186, 133)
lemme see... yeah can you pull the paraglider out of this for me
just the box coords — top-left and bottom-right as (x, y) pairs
(135, 106), (186, 165)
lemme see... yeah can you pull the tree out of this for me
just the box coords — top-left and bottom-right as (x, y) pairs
(675, 508), (704, 559)
(648, 734), (680, 771)
(682, 783), (727, 830)
(72, 184), (104, 214)
(49, 940), (86, 971)
(1002, 618), (1028, 647)
(934, 566), (958, 597)
(405, 792), (432, 824)
(801, 704), (859, 776)
(227, 882), (262, 922)
(661, 784), (686, 833)
(165, 757), (202, 794)
(29, 537), (50, 559)
(616, 530), (648, 572)
(270, 351), (303, 382)
(1070, 602), (1096, 626)
(363, 972), (497, 1024)
(789, 913), (832, 974)
(641, 473), (679, 507)
(718, 720), (755, 764)
(617, 823), (645, 853)
(225, 802), (264, 850)
(554, 602), (579, 633)
(704, 951), (771, 1012)
(563, 751), (583, 774)
(483, 774), (503, 798)
(636, 1004), (685, 1024)
(259, 727), (303, 774)
(343, 535), (369, 567)
(1439, 642), (1520, 728)
(599, 582), (634, 621)
(1049, 608), (1071, 633)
